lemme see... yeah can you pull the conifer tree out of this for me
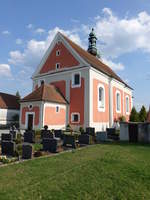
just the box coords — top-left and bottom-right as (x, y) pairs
(129, 107), (139, 122)
(139, 105), (147, 122)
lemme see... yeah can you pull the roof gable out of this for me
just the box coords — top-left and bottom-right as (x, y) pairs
(21, 84), (67, 104)
(0, 92), (20, 110)
(39, 41), (80, 74)
(32, 32), (89, 78)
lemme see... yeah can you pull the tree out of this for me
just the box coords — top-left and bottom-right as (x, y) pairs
(129, 107), (139, 122)
(139, 105), (147, 122)
(16, 91), (21, 99)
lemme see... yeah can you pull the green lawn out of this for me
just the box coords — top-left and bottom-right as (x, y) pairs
(0, 143), (150, 200)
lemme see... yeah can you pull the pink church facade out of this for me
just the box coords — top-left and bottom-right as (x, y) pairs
(20, 31), (133, 131)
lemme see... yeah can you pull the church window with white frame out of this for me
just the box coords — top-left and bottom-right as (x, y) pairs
(116, 90), (121, 112)
(98, 84), (105, 112)
(126, 95), (129, 114)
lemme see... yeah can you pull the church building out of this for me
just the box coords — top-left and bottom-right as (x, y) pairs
(20, 29), (133, 131)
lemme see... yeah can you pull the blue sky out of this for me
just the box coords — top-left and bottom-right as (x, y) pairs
(0, 0), (150, 110)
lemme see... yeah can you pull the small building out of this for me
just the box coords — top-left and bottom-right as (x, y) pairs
(20, 84), (68, 130)
(0, 92), (20, 126)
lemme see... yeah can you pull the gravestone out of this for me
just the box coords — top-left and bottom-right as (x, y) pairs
(41, 130), (53, 139)
(24, 130), (35, 143)
(86, 127), (95, 136)
(107, 128), (116, 135)
(1, 141), (15, 156)
(22, 143), (33, 159)
(96, 132), (107, 142)
(1, 133), (13, 142)
(54, 130), (63, 138)
(63, 135), (76, 148)
(78, 134), (92, 144)
(43, 138), (61, 152)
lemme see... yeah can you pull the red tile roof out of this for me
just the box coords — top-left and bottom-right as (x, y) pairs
(21, 84), (67, 104)
(0, 92), (20, 110)
(61, 33), (132, 89)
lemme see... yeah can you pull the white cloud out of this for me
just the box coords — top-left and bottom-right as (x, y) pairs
(16, 38), (23, 45)
(70, 18), (80, 23)
(90, 8), (150, 58)
(102, 58), (124, 71)
(26, 24), (33, 29)
(9, 8), (150, 82)
(2, 30), (10, 35)
(35, 28), (45, 34)
(0, 64), (11, 77)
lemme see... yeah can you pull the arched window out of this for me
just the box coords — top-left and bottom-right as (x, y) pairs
(116, 91), (121, 112)
(126, 96), (129, 114)
(98, 84), (105, 112)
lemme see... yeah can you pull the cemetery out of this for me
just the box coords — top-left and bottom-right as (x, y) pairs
(0, 124), (121, 166)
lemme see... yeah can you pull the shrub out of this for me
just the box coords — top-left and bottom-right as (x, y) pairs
(79, 127), (84, 134)
(119, 115), (126, 122)
(129, 107), (139, 122)
(15, 133), (22, 144)
(33, 143), (42, 151)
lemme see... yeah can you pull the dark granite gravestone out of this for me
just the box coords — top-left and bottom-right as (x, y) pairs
(41, 130), (53, 139)
(43, 138), (61, 152)
(1, 141), (15, 156)
(24, 130), (35, 143)
(1, 133), (13, 141)
(96, 132), (107, 142)
(54, 130), (63, 138)
(106, 128), (119, 140)
(22, 143), (33, 159)
(63, 135), (76, 148)
(107, 128), (116, 135)
(78, 134), (92, 144)
(86, 127), (95, 136)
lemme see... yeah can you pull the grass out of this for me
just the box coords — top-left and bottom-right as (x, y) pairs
(0, 142), (150, 200)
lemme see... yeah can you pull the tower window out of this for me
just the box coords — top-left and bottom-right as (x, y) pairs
(57, 40), (61, 45)
(56, 50), (60, 56)
(56, 63), (60, 70)
(72, 72), (81, 88)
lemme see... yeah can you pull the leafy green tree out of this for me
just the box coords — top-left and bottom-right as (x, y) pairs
(139, 105), (147, 122)
(129, 107), (139, 122)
